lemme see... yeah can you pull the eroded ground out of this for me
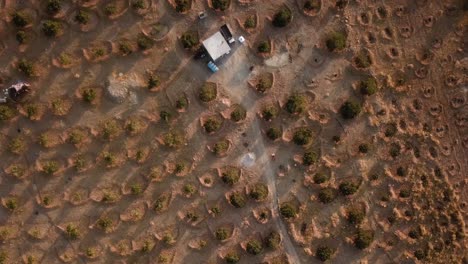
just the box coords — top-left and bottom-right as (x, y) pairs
(0, 0), (466, 263)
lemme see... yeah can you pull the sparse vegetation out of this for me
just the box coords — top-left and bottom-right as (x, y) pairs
(354, 229), (374, 249)
(262, 105), (278, 121)
(340, 101), (361, 119)
(212, 0), (229, 11)
(18, 59), (35, 77)
(318, 188), (336, 203)
(257, 41), (271, 53)
(304, 0), (320, 11)
(313, 172), (330, 184)
(229, 192), (246, 208)
(199, 83), (217, 102)
(215, 227), (230, 240)
(316, 245), (334, 261)
(326, 32), (347, 52)
(303, 150), (318, 165)
(293, 127), (313, 146)
(230, 105), (246, 122)
(180, 31), (198, 49)
(222, 166), (241, 186)
(213, 139), (229, 155)
(347, 207), (365, 225)
(272, 6), (292, 27)
(163, 130), (184, 147)
(354, 51), (372, 68)
(147, 74), (160, 89)
(224, 251), (240, 263)
(42, 20), (62, 37)
(250, 183), (268, 201)
(65, 224), (79, 239)
(75, 10), (90, 25)
(246, 239), (263, 255)
(41, 160), (59, 175)
(82, 88), (96, 103)
(132, 0), (146, 9)
(264, 231), (281, 249)
(339, 181), (359, 196)
(16, 30), (28, 44)
(203, 117), (222, 133)
(0, 105), (16, 120)
(12, 11), (31, 28)
(119, 41), (133, 55)
(285, 94), (307, 114)
(279, 202), (297, 218)
(46, 0), (62, 15)
(359, 76), (378, 95)
(175, 0), (191, 13)
(266, 127), (281, 140)
(244, 16), (256, 29)
(137, 34), (154, 50)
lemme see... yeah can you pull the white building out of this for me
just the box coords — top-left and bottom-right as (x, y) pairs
(202, 31), (231, 62)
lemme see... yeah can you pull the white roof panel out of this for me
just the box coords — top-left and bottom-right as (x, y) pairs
(202, 32), (231, 61)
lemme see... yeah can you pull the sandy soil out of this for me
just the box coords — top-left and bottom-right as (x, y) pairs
(0, 0), (466, 263)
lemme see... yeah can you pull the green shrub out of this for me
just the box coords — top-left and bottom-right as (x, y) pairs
(384, 122), (397, 137)
(408, 228), (421, 239)
(66, 224), (79, 239)
(203, 117), (222, 133)
(279, 202), (297, 218)
(199, 83), (217, 102)
(102, 151), (116, 166)
(215, 227), (230, 240)
(42, 20), (62, 37)
(213, 139), (229, 154)
(304, 0), (320, 11)
(5, 198), (18, 211)
(175, 0), (191, 12)
(244, 16), (256, 28)
(18, 59), (35, 76)
(257, 41), (270, 53)
(396, 166), (406, 177)
(0, 105), (15, 120)
(256, 75), (273, 93)
(104, 4), (117, 16)
(326, 32), (346, 52)
(175, 96), (188, 110)
(354, 52), (372, 68)
(318, 188), (336, 203)
(266, 127), (281, 140)
(0, 251), (6, 264)
(97, 217), (113, 231)
(303, 150), (318, 165)
(224, 252), (240, 263)
(137, 34), (154, 50)
(82, 88), (96, 103)
(316, 245), (334, 261)
(212, 0), (229, 11)
(230, 105), (246, 122)
(262, 105), (278, 121)
(101, 119), (121, 140)
(69, 129), (85, 145)
(336, 0), (348, 9)
(16, 30), (27, 44)
(359, 76), (378, 95)
(222, 167), (240, 186)
(75, 10), (90, 25)
(46, 0), (62, 15)
(8, 137), (26, 154)
(246, 239), (263, 255)
(183, 184), (196, 195)
(340, 101), (361, 119)
(130, 184), (143, 195)
(272, 7), (292, 27)
(414, 249), (426, 260)
(132, 0), (146, 9)
(347, 207), (365, 225)
(399, 189), (410, 198)
(147, 74), (160, 89)
(249, 183), (268, 201)
(264, 231), (281, 249)
(389, 143), (401, 158)
(73, 155), (86, 171)
(293, 127), (313, 145)
(119, 41), (133, 55)
(24, 104), (38, 118)
(354, 229), (374, 249)
(8, 164), (25, 178)
(163, 131), (184, 147)
(42, 160), (59, 175)
(313, 172), (330, 184)
(339, 181), (359, 196)
(285, 94), (307, 114)
(180, 31), (198, 49)
(12, 11), (31, 28)
(229, 192), (246, 208)
(358, 143), (369, 153)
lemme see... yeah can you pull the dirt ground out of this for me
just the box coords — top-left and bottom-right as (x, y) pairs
(0, 0), (466, 263)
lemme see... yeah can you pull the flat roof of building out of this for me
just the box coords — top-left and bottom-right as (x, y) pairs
(202, 31), (231, 61)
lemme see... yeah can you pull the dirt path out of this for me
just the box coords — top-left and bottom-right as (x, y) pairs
(249, 118), (302, 264)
